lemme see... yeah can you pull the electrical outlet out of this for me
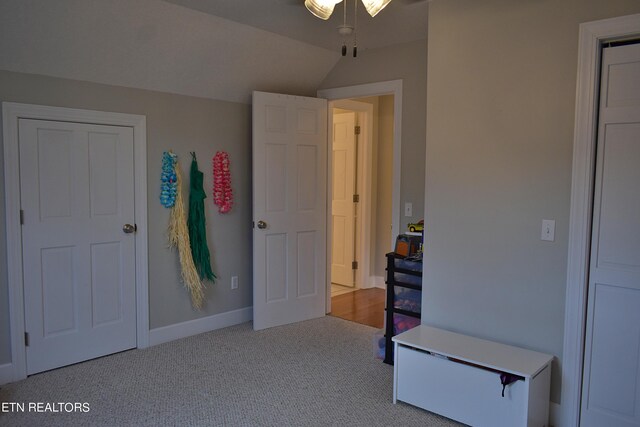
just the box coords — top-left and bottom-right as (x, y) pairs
(231, 276), (238, 290)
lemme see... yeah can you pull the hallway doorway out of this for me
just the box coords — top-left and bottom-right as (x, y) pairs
(328, 95), (394, 329)
(319, 79), (401, 330)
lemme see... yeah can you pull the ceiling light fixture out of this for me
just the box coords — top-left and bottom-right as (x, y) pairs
(306, 0), (392, 57)
(304, 0), (392, 20)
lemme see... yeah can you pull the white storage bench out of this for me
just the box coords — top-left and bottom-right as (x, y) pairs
(392, 326), (553, 427)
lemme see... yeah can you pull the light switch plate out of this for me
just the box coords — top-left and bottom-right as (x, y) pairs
(541, 220), (555, 242)
(404, 202), (412, 217)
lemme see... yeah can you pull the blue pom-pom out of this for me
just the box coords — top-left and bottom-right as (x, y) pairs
(160, 151), (178, 208)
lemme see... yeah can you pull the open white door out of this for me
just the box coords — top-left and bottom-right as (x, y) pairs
(252, 91), (327, 330)
(331, 112), (356, 287)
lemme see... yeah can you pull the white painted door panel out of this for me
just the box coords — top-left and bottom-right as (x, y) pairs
(19, 119), (136, 374)
(580, 43), (640, 427)
(331, 112), (356, 287)
(252, 91), (327, 330)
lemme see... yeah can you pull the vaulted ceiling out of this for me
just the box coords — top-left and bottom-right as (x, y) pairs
(0, 0), (428, 103)
(163, 0), (428, 52)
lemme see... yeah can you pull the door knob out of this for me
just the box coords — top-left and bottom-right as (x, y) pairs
(257, 220), (267, 230)
(123, 224), (137, 234)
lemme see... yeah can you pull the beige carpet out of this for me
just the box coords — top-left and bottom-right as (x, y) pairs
(0, 316), (461, 427)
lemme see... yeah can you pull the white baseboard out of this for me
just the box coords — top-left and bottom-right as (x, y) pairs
(549, 401), (560, 427)
(0, 362), (15, 385)
(149, 306), (252, 347)
(371, 275), (385, 289)
(356, 276), (385, 289)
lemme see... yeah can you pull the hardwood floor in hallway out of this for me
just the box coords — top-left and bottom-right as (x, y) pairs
(330, 288), (385, 329)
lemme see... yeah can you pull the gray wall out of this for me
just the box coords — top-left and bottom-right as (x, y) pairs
(320, 39), (427, 233)
(423, 0), (640, 405)
(0, 70), (253, 364)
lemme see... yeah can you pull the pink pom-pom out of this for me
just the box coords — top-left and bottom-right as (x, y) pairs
(212, 151), (233, 214)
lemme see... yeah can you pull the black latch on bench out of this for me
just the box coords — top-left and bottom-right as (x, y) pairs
(500, 372), (524, 397)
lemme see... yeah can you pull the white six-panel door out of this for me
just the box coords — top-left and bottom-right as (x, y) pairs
(252, 91), (327, 330)
(19, 119), (137, 374)
(331, 112), (356, 287)
(580, 43), (640, 427)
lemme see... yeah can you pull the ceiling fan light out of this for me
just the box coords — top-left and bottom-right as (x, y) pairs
(305, 0), (341, 20)
(361, 0), (392, 17)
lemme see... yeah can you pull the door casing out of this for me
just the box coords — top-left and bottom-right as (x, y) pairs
(2, 102), (149, 383)
(562, 13), (640, 427)
(318, 80), (403, 312)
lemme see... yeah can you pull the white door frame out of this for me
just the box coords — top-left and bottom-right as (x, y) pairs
(2, 102), (149, 383)
(328, 100), (374, 298)
(319, 80), (402, 313)
(561, 13), (640, 427)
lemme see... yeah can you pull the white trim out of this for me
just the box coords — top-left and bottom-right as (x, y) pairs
(562, 13), (640, 427)
(371, 276), (386, 289)
(549, 402), (561, 427)
(356, 105), (374, 290)
(318, 80), (403, 251)
(0, 363), (14, 385)
(149, 306), (253, 347)
(318, 80), (402, 314)
(134, 116), (150, 349)
(2, 102), (149, 382)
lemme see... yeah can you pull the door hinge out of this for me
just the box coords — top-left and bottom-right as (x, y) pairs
(24, 332), (29, 347)
(353, 194), (360, 203)
(352, 261), (358, 270)
(20, 209), (24, 225)
(354, 126), (361, 135)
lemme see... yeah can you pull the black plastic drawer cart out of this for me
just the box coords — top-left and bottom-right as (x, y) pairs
(383, 252), (422, 364)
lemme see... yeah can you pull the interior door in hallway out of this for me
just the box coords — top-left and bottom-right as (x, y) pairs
(252, 91), (327, 330)
(19, 119), (137, 375)
(580, 43), (640, 427)
(331, 111), (356, 287)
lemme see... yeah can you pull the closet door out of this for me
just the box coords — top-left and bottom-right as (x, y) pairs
(580, 43), (640, 427)
(20, 119), (137, 374)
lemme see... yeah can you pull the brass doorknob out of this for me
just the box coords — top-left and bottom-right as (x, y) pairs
(257, 220), (267, 230)
(123, 224), (136, 234)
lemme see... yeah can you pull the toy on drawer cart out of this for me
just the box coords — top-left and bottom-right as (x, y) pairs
(394, 234), (422, 257)
(407, 219), (424, 233)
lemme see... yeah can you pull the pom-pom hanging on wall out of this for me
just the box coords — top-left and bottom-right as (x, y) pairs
(160, 151), (178, 208)
(212, 151), (233, 213)
(165, 153), (205, 309)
